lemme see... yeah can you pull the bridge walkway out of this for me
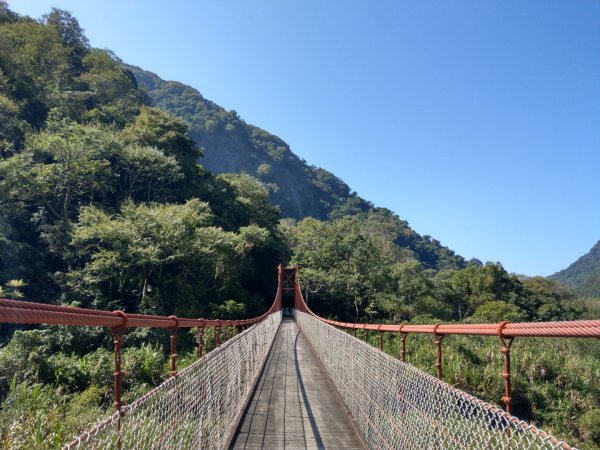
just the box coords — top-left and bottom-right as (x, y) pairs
(230, 317), (365, 450)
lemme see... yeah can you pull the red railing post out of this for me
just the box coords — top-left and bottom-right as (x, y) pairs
(400, 329), (408, 363)
(216, 320), (221, 347)
(498, 321), (515, 413)
(364, 325), (369, 344)
(110, 310), (127, 450)
(169, 316), (179, 377)
(111, 329), (125, 413)
(197, 320), (205, 358)
(433, 324), (444, 380)
(378, 326), (384, 351)
(110, 311), (127, 412)
(226, 320), (232, 340)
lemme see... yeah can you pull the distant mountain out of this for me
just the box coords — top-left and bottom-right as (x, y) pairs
(128, 65), (466, 271)
(549, 241), (600, 297)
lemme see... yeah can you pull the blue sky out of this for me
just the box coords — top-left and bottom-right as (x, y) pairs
(8, 0), (600, 276)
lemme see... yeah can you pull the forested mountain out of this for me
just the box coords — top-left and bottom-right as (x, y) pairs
(550, 241), (600, 297)
(128, 65), (368, 221)
(128, 65), (466, 271)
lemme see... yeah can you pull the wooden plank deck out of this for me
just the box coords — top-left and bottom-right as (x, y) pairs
(230, 317), (366, 450)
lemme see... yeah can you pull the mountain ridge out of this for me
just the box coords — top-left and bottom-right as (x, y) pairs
(127, 64), (466, 271)
(549, 241), (600, 297)
(127, 64), (369, 220)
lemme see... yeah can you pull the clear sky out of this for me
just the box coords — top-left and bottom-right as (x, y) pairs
(8, 0), (600, 276)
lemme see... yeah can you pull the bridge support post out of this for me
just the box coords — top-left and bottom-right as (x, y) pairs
(226, 320), (232, 341)
(433, 325), (444, 380)
(111, 329), (125, 413)
(169, 316), (179, 377)
(399, 331), (407, 363)
(197, 321), (205, 358)
(498, 321), (515, 413)
(110, 311), (127, 450)
(216, 321), (221, 347)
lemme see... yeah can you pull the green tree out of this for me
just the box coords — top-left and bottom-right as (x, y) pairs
(288, 217), (392, 320)
(0, 17), (76, 126)
(68, 199), (275, 316)
(0, 1), (18, 24)
(114, 144), (182, 202)
(212, 299), (247, 319)
(0, 92), (27, 156)
(469, 300), (527, 322)
(80, 49), (142, 125)
(213, 173), (280, 231)
(123, 106), (200, 169)
(0, 115), (118, 263)
(42, 8), (89, 75)
(28, 116), (115, 221)
(449, 262), (528, 317)
(0, 279), (25, 298)
(377, 261), (451, 321)
(522, 276), (584, 321)
(69, 199), (213, 312)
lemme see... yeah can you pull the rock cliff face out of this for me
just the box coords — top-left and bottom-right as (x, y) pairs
(129, 65), (369, 221)
(550, 241), (600, 297)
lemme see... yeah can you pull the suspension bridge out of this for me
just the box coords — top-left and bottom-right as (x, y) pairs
(1, 265), (598, 449)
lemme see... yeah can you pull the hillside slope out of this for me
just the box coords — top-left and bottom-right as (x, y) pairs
(128, 65), (466, 271)
(128, 65), (370, 221)
(549, 241), (600, 297)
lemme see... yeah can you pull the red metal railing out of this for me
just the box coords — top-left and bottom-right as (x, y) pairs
(289, 265), (600, 414)
(0, 264), (285, 416)
(2, 264), (599, 421)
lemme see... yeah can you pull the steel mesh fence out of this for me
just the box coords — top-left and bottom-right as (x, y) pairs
(296, 311), (575, 450)
(64, 312), (282, 450)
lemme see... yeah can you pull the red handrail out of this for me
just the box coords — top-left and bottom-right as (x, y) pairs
(0, 264), (285, 416)
(0, 264), (284, 328)
(289, 265), (600, 414)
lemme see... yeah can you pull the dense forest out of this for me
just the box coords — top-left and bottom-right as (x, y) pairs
(0, 3), (598, 449)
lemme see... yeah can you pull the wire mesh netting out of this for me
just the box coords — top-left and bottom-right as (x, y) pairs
(296, 311), (575, 450)
(64, 312), (282, 450)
